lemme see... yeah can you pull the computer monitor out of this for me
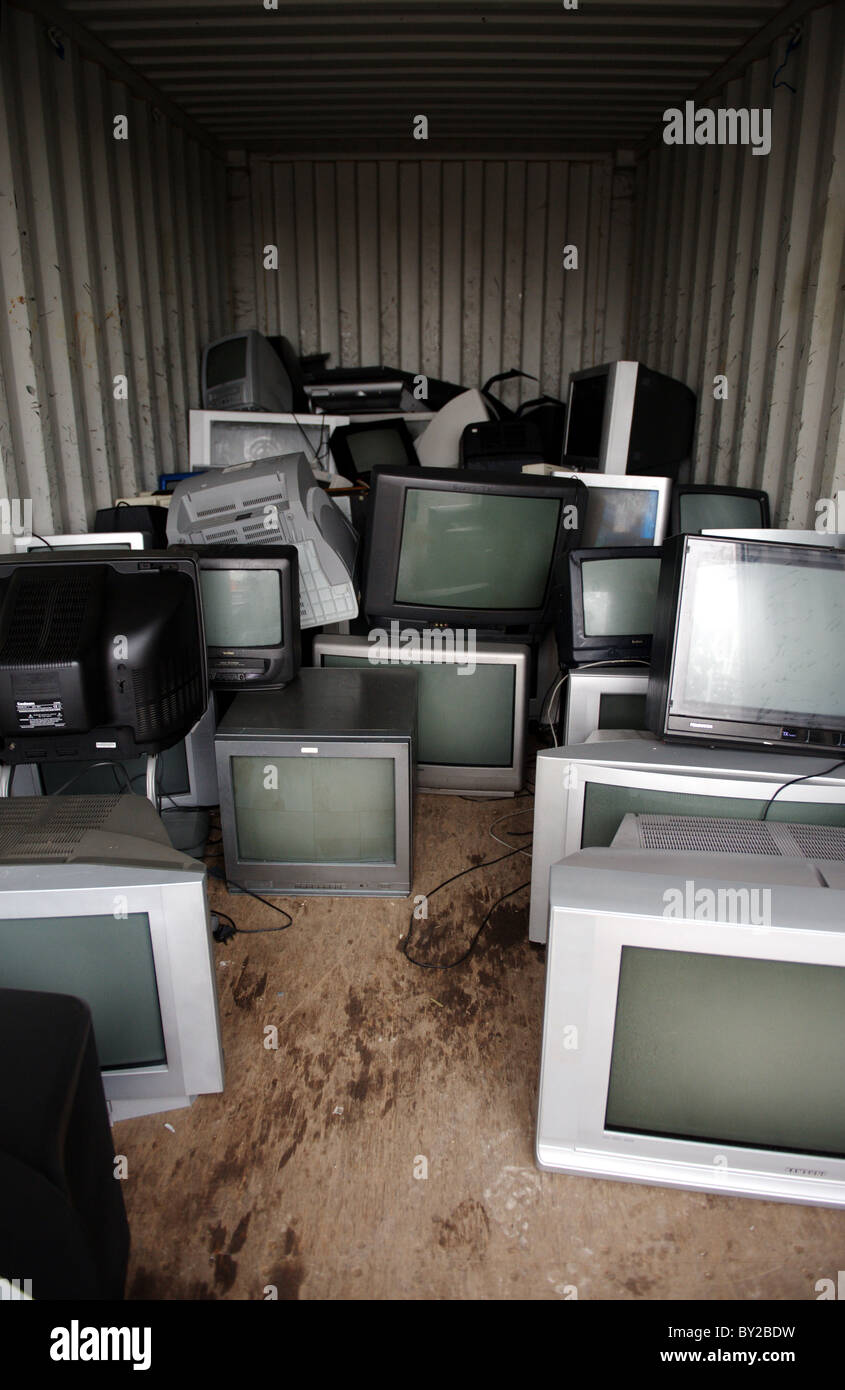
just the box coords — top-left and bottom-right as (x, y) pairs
(648, 534), (845, 755)
(363, 467), (587, 631)
(165, 453), (359, 630)
(10, 698), (219, 808)
(528, 739), (845, 942)
(537, 846), (845, 1206)
(215, 669), (417, 896)
(13, 533), (146, 553)
(189, 409), (350, 476)
(563, 362), (696, 475)
(201, 330), (293, 413)
(556, 547), (663, 665)
(670, 483), (771, 535)
(0, 551), (207, 766)
(562, 667), (650, 743)
(171, 545), (301, 691)
(312, 633), (528, 795)
(328, 419), (419, 483)
(0, 795), (224, 1121)
(547, 470), (670, 546)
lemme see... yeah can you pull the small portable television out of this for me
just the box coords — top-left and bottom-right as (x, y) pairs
(556, 547), (663, 665)
(170, 544), (301, 691)
(670, 483), (770, 535)
(563, 361), (695, 475)
(215, 668), (417, 896)
(544, 470), (670, 546)
(648, 534), (845, 754)
(528, 739), (845, 943)
(562, 666), (650, 744)
(363, 466), (587, 632)
(312, 633), (529, 795)
(537, 845), (845, 1207)
(0, 551), (207, 767)
(201, 330), (293, 413)
(328, 419), (419, 482)
(0, 795), (224, 1121)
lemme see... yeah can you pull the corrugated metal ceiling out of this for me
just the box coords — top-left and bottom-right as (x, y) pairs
(49, 0), (798, 153)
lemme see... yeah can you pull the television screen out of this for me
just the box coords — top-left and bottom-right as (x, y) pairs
(347, 428), (413, 472)
(566, 375), (606, 458)
(200, 569), (283, 648)
(581, 555), (661, 636)
(0, 912), (165, 1069)
(671, 542), (845, 725)
(678, 491), (768, 534)
(206, 337), (246, 388)
(581, 488), (659, 546)
(597, 691), (648, 730)
(606, 946), (845, 1155)
(230, 755), (396, 864)
(396, 489), (561, 610)
(324, 653), (515, 768)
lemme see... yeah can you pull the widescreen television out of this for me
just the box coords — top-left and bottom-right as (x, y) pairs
(215, 669), (417, 896)
(169, 544), (301, 691)
(189, 409), (349, 476)
(537, 846), (845, 1207)
(670, 483), (771, 535)
(0, 551), (207, 766)
(0, 796), (224, 1121)
(547, 469), (670, 546)
(528, 739), (845, 942)
(563, 362), (695, 475)
(556, 547), (663, 665)
(201, 330), (293, 413)
(647, 534), (845, 754)
(363, 467), (586, 631)
(312, 633), (528, 795)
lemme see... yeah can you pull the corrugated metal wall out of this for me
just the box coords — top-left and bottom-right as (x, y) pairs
(230, 154), (633, 412)
(630, 0), (845, 528)
(0, 5), (228, 542)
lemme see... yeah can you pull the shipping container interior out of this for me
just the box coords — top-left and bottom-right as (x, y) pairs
(0, 0), (844, 1306)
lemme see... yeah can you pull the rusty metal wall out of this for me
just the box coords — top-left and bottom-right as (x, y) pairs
(630, 1), (845, 528)
(230, 154), (632, 413)
(0, 5), (228, 541)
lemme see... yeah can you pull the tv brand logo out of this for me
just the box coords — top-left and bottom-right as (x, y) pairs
(662, 880), (772, 927)
(50, 1321), (151, 1371)
(0, 498), (32, 537)
(368, 621), (477, 675)
(662, 101), (771, 156)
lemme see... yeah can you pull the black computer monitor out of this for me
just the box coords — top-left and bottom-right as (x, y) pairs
(557, 546), (664, 665)
(670, 483), (771, 536)
(563, 362), (696, 475)
(363, 467), (587, 631)
(0, 551), (207, 765)
(328, 419), (419, 482)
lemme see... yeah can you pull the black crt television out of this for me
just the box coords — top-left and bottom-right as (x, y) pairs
(0, 551), (207, 766)
(169, 544), (300, 691)
(670, 483), (771, 536)
(328, 418), (419, 482)
(563, 362), (696, 476)
(363, 467), (587, 633)
(647, 534), (845, 755)
(556, 547), (664, 665)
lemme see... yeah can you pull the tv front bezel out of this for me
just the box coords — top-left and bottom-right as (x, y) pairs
(563, 666), (650, 744)
(0, 865), (224, 1121)
(215, 735), (414, 897)
(363, 466), (586, 630)
(560, 546), (664, 665)
(648, 534), (845, 754)
(312, 633), (529, 795)
(670, 483), (771, 536)
(537, 855), (845, 1206)
(188, 545), (301, 691)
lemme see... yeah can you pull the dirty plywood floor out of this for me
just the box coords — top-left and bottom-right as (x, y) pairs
(115, 773), (845, 1301)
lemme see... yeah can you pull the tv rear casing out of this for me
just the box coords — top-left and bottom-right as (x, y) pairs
(312, 633), (528, 795)
(363, 466), (587, 631)
(647, 533), (845, 755)
(215, 668), (416, 896)
(528, 739), (845, 942)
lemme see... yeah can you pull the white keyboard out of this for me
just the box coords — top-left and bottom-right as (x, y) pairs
(295, 538), (357, 628)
